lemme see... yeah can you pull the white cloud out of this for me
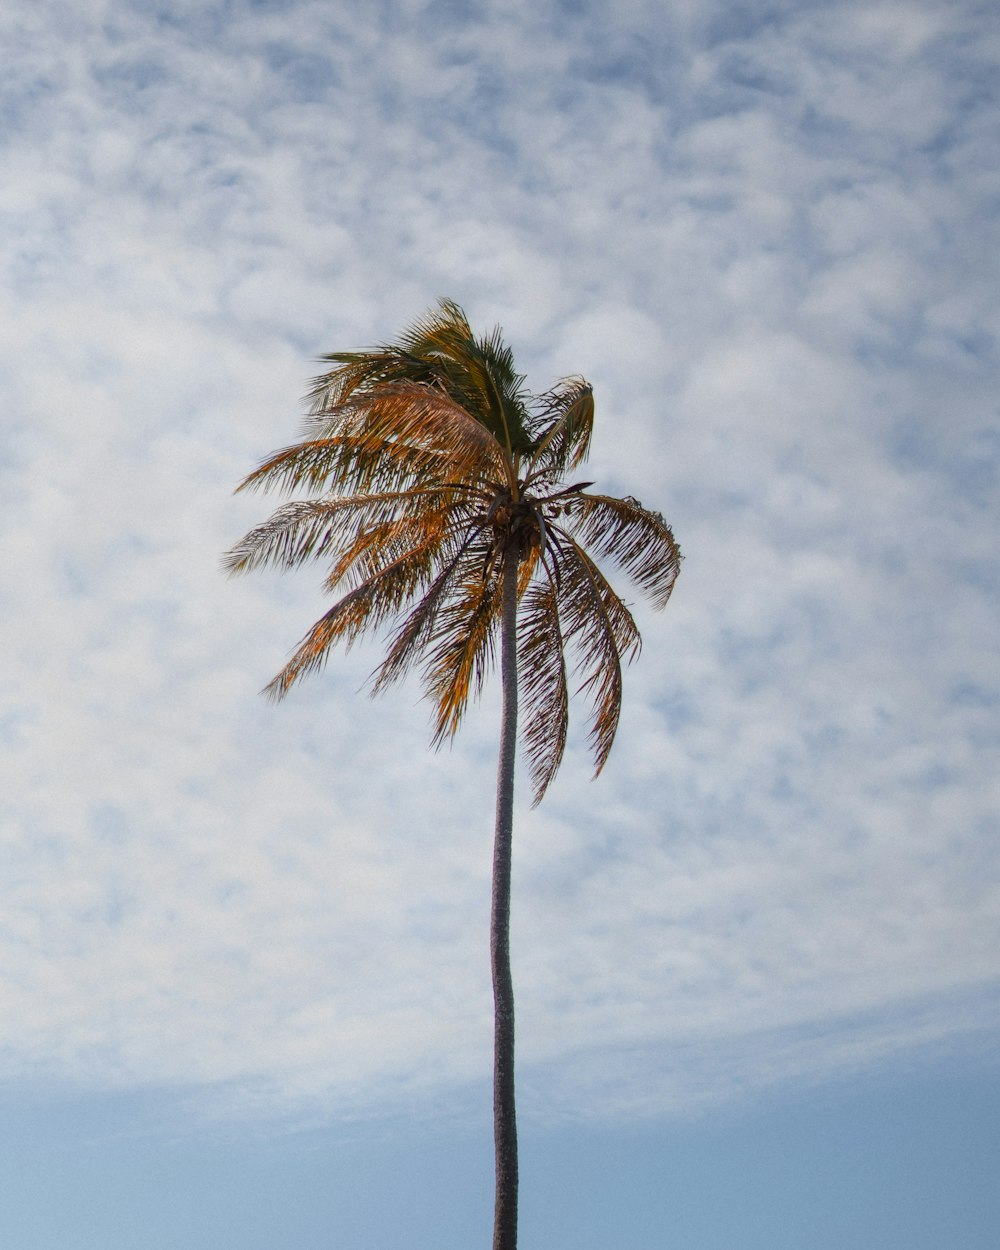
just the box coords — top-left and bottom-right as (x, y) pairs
(0, 0), (997, 1125)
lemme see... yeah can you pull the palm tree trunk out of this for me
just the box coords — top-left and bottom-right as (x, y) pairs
(491, 548), (519, 1250)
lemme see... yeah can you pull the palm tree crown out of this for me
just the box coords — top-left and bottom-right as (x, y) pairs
(225, 299), (681, 803)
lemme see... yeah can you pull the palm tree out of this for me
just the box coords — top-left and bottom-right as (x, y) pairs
(224, 300), (681, 1250)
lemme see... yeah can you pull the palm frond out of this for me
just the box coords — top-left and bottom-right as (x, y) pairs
(305, 301), (477, 412)
(550, 532), (641, 776)
(466, 324), (532, 457)
(309, 383), (511, 488)
(237, 384), (511, 500)
(565, 493), (682, 610)
(525, 378), (594, 479)
(263, 526), (465, 700)
(234, 435), (434, 498)
(305, 350), (412, 413)
(369, 530), (485, 697)
(399, 298), (474, 358)
(518, 569), (569, 805)
(387, 299), (532, 456)
(222, 488), (459, 576)
(424, 545), (504, 744)
(322, 505), (461, 594)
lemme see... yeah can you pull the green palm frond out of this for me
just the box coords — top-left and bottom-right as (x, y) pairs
(305, 349), (413, 411)
(396, 300), (531, 454)
(525, 378), (594, 480)
(305, 302), (479, 411)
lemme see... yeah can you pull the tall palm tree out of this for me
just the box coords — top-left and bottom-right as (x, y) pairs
(224, 300), (681, 1250)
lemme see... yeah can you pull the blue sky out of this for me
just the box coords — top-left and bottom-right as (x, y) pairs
(1, 0), (998, 1246)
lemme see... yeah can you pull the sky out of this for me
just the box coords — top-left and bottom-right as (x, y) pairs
(1, 0), (998, 1246)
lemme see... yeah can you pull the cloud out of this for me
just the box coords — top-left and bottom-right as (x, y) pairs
(1, 0), (997, 1124)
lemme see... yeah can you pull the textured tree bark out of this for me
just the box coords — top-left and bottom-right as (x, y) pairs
(491, 548), (519, 1250)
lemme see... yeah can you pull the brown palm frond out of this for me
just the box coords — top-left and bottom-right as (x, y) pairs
(239, 384), (510, 502)
(565, 493), (682, 610)
(264, 526), (467, 700)
(303, 383), (512, 490)
(518, 569), (569, 805)
(234, 434), (445, 498)
(550, 532), (642, 776)
(516, 541), (542, 596)
(222, 498), (338, 575)
(369, 530), (487, 697)
(425, 546), (504, 745)
(323, 504), (464, 594)
(222, 489), (459, 576)
(305, 348), (435, 413)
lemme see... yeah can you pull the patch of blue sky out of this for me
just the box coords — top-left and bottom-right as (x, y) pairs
(91, 804), (135, 850)
(0, 68), (59, 137)
(703, 2), (795, 49)
(2, 1059), (998, 1250)
(422, 0), (490, 25)
(261, 45), (339, 102)
(568, 28), (682, 103)
(92, 54), (170, 96)
(120, 0), (236, 39)
(714, 49), (800, 101)
(951, 680), (1000, 710)
(888, 411), (1000, 508)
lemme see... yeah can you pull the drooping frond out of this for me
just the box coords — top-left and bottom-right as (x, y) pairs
(322, 505), (457, 595)
(424, 541), (504, 745)
(517, 569), (569, 805)
(564, 493), (682, 610)
(263, 524), (469, 700)
(369, 528), (487, 698)
(549, 531), (642, 777)
(234, 434), (437, 498)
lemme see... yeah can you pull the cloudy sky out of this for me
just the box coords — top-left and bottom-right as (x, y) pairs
(2, 0), (998, 1246)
